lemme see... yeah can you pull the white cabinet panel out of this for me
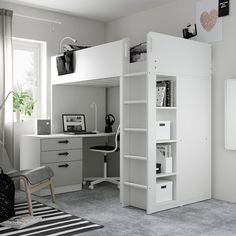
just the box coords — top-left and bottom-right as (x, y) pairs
(177, 76), (211, 202)
(148, 32), (211, 76)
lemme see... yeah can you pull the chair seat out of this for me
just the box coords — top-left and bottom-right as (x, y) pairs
(90, 145), (120, 152)
(8, 166), (54, 185)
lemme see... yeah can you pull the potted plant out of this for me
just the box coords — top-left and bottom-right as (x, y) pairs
(13, 90), (36, 122)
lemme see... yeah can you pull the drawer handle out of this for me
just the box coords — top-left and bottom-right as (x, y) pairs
(58, 164), (69, 168)
(58, 152), (69, 156)
(58, 140), (69, 144)
(161, 185), (167, 189)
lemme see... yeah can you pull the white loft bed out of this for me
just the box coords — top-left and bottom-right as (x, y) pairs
(51, 39), (128, 87)
(51, 32), (211, 214)
(51, 38), (149, 87)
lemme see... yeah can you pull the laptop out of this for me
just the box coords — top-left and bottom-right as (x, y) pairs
(62, 114), (96, 135)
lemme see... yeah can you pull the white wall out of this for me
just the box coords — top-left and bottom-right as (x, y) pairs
(105, 0), (236, 202)
(105, 0), (196, 45)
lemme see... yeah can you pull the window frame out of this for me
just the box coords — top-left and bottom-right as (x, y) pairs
(12, 37), (47, 120)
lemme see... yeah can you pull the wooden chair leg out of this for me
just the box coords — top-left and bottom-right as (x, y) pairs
(22, 178), (33, 216)
(49, 178), (56, 203)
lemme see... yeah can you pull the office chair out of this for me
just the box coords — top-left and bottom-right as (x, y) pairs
(0, 141), (55, 215)
(88, 125), (120, 190)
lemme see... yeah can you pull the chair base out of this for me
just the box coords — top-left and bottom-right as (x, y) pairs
(88, 177), (120, 190)
(20, 177), (55, 216)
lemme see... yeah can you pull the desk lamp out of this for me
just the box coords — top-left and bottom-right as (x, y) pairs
(0, 91), (14, 111)
(90, 102), (99, 133)
(59, 37), (78, 53)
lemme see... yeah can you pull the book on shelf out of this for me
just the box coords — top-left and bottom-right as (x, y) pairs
(156, 80), (175, 107)
(156, 81), (166, 107)
(156, 144), (172, 157)
(0, 215), (42, 229)
(156, 144), (173, 173)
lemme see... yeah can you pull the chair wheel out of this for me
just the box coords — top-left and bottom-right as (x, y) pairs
(82, 181), (86, 185)
(89, 185), (94, 190)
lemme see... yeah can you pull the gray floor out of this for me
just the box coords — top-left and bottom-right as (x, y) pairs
(16, 183), (236, 236)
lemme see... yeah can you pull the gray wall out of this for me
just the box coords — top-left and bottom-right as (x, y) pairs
(0, 1), (105, 170)
(0, 1), (105, 117)
(105, 0), (236, 202)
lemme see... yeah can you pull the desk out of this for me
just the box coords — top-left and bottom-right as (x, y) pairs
(20, 133), (115, 196)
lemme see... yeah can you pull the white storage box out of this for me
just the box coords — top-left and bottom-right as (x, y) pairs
(156, 179), (173, 203)
(156, 121), (170, 140)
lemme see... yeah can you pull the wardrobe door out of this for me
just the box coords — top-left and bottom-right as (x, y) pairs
(177, 76), (211, 203)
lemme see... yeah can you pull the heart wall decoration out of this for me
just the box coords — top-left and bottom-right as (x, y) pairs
(200, 9), (218, 32)
(196, 0), (222, 43)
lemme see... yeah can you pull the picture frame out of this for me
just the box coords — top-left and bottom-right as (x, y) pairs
(62, 114), (86, 132)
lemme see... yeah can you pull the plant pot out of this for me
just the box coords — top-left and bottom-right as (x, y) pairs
(15, 111), (21, 122)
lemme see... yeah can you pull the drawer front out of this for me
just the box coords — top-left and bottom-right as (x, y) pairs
(41, 149), (82, 164)
(47, 161), (82, 187)
(41, 138), (82, 151)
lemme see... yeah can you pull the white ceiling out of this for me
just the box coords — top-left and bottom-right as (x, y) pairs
(2, 0), (176, 22)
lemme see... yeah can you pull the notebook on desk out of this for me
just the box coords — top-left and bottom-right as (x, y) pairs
(62, 114), (96, 135)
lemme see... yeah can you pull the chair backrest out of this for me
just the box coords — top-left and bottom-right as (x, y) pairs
(114, 125), (120, 151)
(0, 141), (14, 173)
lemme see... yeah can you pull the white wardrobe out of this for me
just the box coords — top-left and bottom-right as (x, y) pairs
(120, 32), (211, 214)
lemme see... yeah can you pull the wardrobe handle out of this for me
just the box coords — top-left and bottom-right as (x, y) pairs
(58, 140), (69, 144)
(58, 164), (69, 168)
(58, 152), (69, 156)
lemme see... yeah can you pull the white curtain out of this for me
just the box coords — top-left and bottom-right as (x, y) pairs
(0, 9), (13, 164)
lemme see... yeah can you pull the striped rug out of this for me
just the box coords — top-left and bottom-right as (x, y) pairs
(0, 201), (103, 235)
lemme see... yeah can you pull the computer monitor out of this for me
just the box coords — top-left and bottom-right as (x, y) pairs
(62, 114), (86, 133)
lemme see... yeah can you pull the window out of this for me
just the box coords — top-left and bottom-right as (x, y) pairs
(13, 38), (47, 120)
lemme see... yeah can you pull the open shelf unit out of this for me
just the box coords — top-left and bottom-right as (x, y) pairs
(121, 32), (211, 214)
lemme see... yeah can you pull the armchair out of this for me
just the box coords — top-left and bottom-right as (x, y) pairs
(0, 141), (55, 215)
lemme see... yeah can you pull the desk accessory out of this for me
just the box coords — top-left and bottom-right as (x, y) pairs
(36, 119), (51, 135)
(105, 114), (115, 133)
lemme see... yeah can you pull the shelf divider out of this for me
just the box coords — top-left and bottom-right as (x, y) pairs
(124, 182), (147, 189)
(124, 128), (147, 132)
(156, 139), (177, 144)
(124, 155), (147, 161)
(123, 72), (147, 78)
(124, 100), (147, 104)
(156, 107), (177, 110)
(156, 172), (176, 178)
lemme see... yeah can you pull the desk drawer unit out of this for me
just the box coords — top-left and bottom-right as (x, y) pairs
(41, 138), (82, 151)
(20, 135), (83, 196)
(47, 161), (82, 187)
(41, 149), (82, 164)
(39, 137), (83, 194)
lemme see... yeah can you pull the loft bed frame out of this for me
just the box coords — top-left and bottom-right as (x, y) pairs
(51, 32), (212, 214)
